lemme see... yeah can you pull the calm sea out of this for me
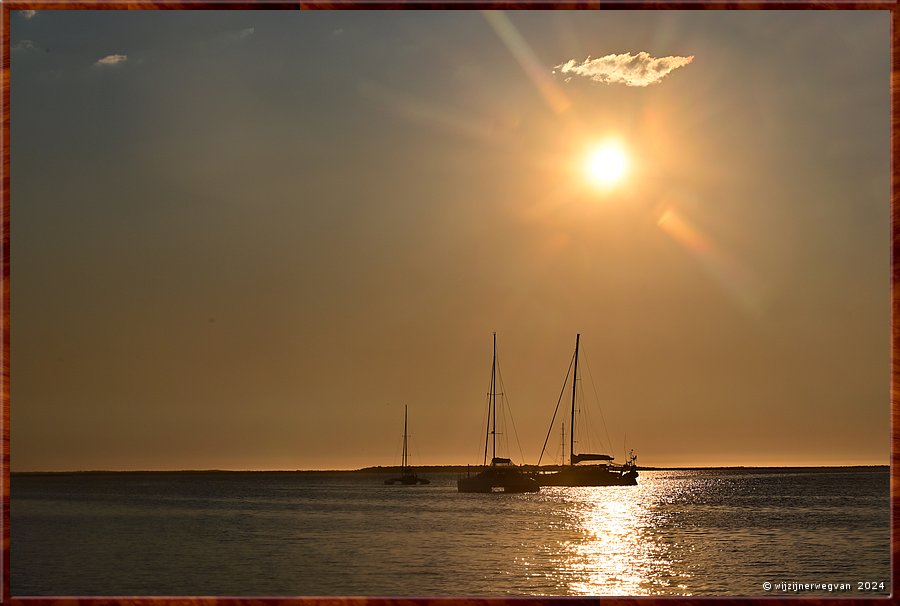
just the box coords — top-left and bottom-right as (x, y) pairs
(10, 468), (890, 597)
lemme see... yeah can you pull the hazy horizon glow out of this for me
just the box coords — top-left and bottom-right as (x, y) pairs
(10, 10), (890, 472)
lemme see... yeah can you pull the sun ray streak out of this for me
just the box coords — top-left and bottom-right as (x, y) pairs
(357, 80), (506, 145)
(482, 11), (571, 114)
(657, 206), (767, 315)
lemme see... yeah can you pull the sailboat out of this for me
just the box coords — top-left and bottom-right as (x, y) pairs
(384, 405), (430, 485)
(457, 333), (540, 494)
(536, 334), (638, 487)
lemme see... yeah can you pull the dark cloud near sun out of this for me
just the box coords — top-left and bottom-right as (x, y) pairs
(555, 51), (694, 87)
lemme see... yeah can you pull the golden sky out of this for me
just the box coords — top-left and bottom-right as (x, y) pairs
(10, 9), (890, 470)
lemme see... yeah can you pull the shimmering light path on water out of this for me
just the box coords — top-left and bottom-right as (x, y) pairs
(11, 469), (889, 596)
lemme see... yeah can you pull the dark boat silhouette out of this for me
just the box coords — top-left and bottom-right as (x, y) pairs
(535, 334), (638, 487)
(457, 333), (539, 494)
(384, 405), (430, 485)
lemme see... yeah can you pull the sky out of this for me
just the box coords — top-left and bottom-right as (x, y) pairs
(10, 9), (890, 471)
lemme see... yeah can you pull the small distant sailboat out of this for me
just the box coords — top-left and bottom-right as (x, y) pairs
(536, 334), (638, 487)
(384, 405), (430, 485)
(458, 333), (540, 494)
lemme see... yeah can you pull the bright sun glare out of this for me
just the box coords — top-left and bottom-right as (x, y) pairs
(585, 142), (629, 187)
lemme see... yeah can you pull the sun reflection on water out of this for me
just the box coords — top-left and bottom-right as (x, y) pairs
(532, 479), (693, 596)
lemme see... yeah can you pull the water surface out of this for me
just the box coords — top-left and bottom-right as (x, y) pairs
(11, 468), (890, 596)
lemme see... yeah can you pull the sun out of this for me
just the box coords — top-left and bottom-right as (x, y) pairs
(585, 142), (630, 187)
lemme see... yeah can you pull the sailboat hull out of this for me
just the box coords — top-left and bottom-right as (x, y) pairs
(457, 466), (540, 493)
(536, 465), (638, 487)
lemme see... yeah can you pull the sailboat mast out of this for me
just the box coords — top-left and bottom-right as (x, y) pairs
(570, 333), (580, 466)
(491, 332), (497, 462)
(402, 405), (408, 469)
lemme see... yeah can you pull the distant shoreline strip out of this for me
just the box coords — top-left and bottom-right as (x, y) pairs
(10, 465), (890, 476)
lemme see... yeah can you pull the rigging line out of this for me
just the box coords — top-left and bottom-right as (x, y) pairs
(481, 389), (491, 466)
(495, 361), (509, 456)
(577, 376), (592, 452)
(582, 343), (614, 456)
(479, 335), (497, 466)
(537, 350), (576, 466)
(560, 422), (566, 465)
(388, 403), (402, 466)
(409, 435), (422, 467)
(578, 376), (599, 453)
(394, 435), (404, 467)
(492, 337), (511, 461)
(496, 361), (526, 465)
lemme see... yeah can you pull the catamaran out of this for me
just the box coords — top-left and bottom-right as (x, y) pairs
(457, 333), (539, 494)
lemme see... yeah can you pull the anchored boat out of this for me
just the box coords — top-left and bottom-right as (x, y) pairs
(536, 334), (638, 487)
(384, 405), (430, 485)
(457, 333), (539, 494)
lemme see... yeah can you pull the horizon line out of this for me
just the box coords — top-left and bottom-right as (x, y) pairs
(10, 463), (891, 474)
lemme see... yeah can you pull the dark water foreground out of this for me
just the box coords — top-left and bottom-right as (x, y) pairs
(11, 468), (890, 596)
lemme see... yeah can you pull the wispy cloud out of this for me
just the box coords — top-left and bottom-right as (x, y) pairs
(229, 27), (255, 41)
(20, 10), (37, 20)
(554, 51), (694, 87)
(95, 54), (128, 67)
(13, 40), (38, 52)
